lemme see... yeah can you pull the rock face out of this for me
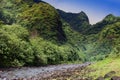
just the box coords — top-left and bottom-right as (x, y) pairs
(57, 9), (90, 33)
(0, 0), (66, 42)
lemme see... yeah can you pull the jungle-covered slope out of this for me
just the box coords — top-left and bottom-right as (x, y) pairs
(0, 0), (119, 67)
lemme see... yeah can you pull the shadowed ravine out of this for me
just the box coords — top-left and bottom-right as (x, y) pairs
(0, 62), (91, 80)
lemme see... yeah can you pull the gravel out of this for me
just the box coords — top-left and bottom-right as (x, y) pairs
(0, 62), (91, 80)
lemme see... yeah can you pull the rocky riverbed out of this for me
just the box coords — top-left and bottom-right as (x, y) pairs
(0, 62), (91, 80)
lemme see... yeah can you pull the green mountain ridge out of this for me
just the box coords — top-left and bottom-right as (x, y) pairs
(0, 0), (84, 67)
(57, 9), (90, 33)
(86, 14), (120, 34)
(0, 0), (119, 67)
(58, 9), (120, 60)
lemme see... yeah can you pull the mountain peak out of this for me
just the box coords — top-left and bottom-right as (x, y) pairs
(57, 9), (90, 33)
(105, 14), (115, 19)
(78, 11), (89, 22)
(33, 0), (42, 3)
(104, 14), (116, 21)
(79, 11), (86, 15)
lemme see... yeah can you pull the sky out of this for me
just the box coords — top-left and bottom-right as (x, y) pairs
(43, 0), (120, 24)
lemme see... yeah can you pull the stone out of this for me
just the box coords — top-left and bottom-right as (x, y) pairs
(86, 77), (92, 80)
(96, 76), (104, 80)
(104, 71), (116, 78)
(111, 76), (120, 80)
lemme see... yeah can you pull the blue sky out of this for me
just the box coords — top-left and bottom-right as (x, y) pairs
(43, 0), (120, 24)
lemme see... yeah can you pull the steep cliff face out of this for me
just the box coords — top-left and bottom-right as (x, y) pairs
(57, 9), (90, 33)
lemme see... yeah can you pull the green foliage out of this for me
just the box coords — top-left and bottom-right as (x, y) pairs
(1, 24), (29, 40)
(57, 9), (90, 33)
(100, 22), (120, 55)
(0, 0), (82, 67)
(0, 24), (34, 67)
(0, 0), (66, 42)
(0, 23), (84, 67)
(86, 14), (120, 34)
(30, 37), (83, 65)
(87, 57), (120, 79)
(0, 0), (119, 68)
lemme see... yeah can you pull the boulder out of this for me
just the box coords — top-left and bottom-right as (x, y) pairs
(104, 71), (116, 78)
(96, 76), (104, 80)
(111, 76), (120, 80)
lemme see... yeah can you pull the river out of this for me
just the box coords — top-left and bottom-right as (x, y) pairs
(0, 62), (91, 80)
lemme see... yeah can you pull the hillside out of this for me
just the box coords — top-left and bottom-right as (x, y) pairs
(87, 57), (120, 79)
(57, 9), (90, 33)
(0, 0), (66, 42)
(0, 0), (86, 67)
(86, 14), (120, 34)
(0, 0), (119, 69)
(57, 9), (120, 61)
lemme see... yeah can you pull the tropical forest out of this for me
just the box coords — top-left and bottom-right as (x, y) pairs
(0, 0), (120, 80)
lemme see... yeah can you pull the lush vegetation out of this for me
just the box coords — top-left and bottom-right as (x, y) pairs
(57, 9), (90, 33)
(0, 0), (120, 68)
(0, 0), (66, 42)
(86, 57), (120, 79)
(58, 10), (120, 61)
(86, 14), (120, 34)
(0, 0), (85, 67)
(0, 23), (84, 67)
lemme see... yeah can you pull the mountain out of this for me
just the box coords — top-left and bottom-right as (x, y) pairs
(0, 0), (66, 42)
(86, 14), (120, 34)
(0, 0), (119, 67)
(0, 0), (85, 67)
(57, 9), (90, 33)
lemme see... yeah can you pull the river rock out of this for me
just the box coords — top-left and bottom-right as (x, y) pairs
(111, 76), (120, 80)
(96, 76), (104, 80)
(104, 71), (116, 78)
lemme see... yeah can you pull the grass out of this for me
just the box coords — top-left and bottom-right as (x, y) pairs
(86, 57), (120, 79)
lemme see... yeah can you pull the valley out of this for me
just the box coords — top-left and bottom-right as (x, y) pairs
(0, 0), (120, 80)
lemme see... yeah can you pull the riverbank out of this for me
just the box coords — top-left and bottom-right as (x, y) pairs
(86, 57), (120, 80)
(0, 62), (91, 80)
